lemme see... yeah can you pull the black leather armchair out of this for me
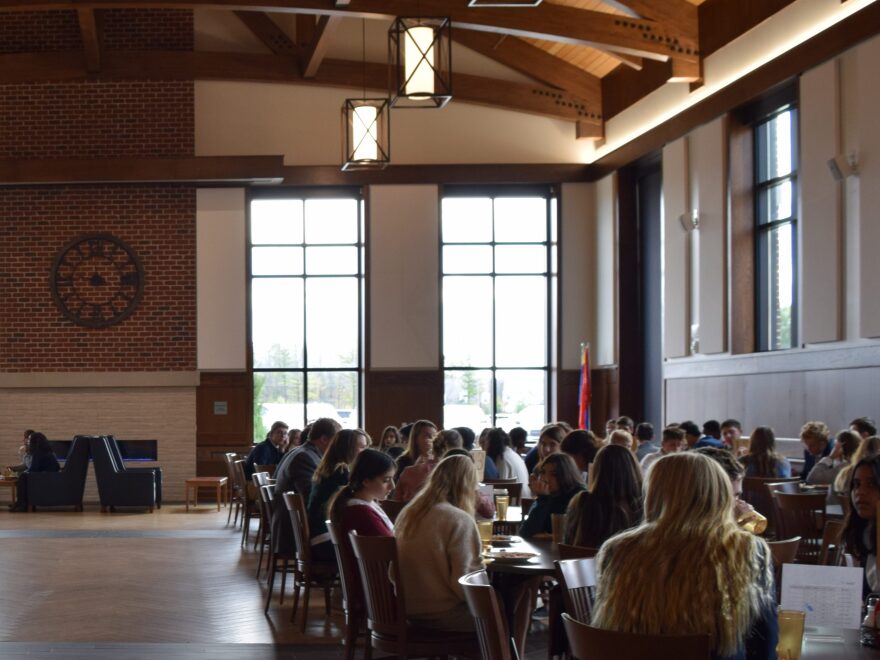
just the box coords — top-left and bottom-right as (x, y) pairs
(27, 435), (91, 511)
(90, 435), (156, 512)
(106, 435), (162, 508)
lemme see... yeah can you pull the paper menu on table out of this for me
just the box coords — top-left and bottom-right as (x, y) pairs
(780, 563), (863, 629)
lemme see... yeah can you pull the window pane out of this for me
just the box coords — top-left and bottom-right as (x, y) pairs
(255, 371), (305, 441)
(308, 371), (358, 427)
(304, 199), (359, 244)
(766, 223), (795, 350)
(759, 180), (793, 225)
(443, 276), (492, 367)
(251, 247), (304, 276)
(251, 199), (303, 244)
(495, 245), (546, 274)
(251, 278), (303, 368)
(495, 370), (546, 436)
(444, 370), (493, 431)
(305, 246), (358, 275)
(306, 278), (359, 367)
(494, 198), (547, 243)
(495, 276), (546, 367)
(443, 245), (492, 274)
(442, 197), (492, 243)
(757, 110), (793, 182)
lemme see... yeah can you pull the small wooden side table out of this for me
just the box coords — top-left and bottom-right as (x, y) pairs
(185, 476), (228, 512)
(0, 477), (17, 505)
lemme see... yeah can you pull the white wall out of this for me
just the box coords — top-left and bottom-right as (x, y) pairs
(560, 183), (595, 369)
(195, 81), (583, 166)
(368, 185), (440, 369)
(197, 188), (247, 370)
(594, 174), (617, 367)
(662, 137), (689, 358)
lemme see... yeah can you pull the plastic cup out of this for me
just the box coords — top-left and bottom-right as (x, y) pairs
(777, 610), (805, 660)
(551, 513), (566, 544)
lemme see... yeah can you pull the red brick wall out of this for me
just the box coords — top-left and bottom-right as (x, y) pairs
(0, 9), (197, 373)
(0, 186), (197, 372)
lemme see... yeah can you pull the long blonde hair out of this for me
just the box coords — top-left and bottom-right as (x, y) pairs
(395, 454), (476, 538)
(834, 435), (880, 494)
(591, 452), (773, 657)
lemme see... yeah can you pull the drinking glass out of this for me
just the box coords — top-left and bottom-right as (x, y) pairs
(494, 490), (509, 521)
(478, 521), (494, 549)
(777, 610), (805, 660)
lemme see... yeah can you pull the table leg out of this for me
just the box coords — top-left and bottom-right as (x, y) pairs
(215, 484), (221, 511)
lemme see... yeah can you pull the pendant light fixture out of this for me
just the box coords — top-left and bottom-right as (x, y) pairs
(388, 16), (452, 108)
(342, 20), (390, 171)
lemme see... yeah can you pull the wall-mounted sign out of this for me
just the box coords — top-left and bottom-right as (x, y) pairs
(213, 401), (228, 416)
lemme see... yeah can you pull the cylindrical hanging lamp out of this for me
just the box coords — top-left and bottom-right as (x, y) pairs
(389, 17), (452, 108)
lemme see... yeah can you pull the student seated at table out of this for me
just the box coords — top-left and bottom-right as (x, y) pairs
(11, 432), (60, 512)
(807, 428), (859, 486)
(328, 448), (396, 540)
(307, 429), (369, 561)
(740, 426), (792, 478)
(560, 429), (600, 480)
(591, 452), (777, 660)
(486, 427), (532, 498)
(843, 454), (880, 596)
(6, 429), (34, 475)
(394, 454), (482, 632)
(395, 429), (460, 502)
(394, 419), (436, 481)
(834, 435), (880, 497)
(564, 444), (643, 548)
(520, 453), (585, 538)
(524, 424), (567, 474)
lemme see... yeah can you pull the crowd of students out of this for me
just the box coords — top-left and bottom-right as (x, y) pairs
(243, 412), (880, 660)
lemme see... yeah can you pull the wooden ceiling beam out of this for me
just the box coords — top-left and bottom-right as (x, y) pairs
(233, 10), (297, 56)
(451, 29), (601, 110)
(0, 1), (699, 66)
(299, 14), (341, 78)
(77, 8), (101, 73)
(0, 49), (600, 123)
(603, 0), (698, 31)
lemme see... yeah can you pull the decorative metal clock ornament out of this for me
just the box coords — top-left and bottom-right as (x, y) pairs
(50, 233), (144, 328)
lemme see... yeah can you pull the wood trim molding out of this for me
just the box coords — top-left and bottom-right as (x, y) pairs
(0, 371), (201, 388)
(663, 341), (880, 380)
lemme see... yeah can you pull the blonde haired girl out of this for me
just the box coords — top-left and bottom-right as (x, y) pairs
(394, 454), (481, 632)
(591, 452), (777, 658)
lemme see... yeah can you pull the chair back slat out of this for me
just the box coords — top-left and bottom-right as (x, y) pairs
(255, 464), (277, 477)
(327, 519), (363, 613)
(555, 557), (597, 624)
(233, 460), (251, 501)
(561, 613), (711, 660)
(253, 471), (271, 488)
(773, 491), (826, 563)
(820, 519), (845, 566)
(459, 570), (514, 660)
(349, 532), (406, 640)
(283, 492), (312, 570)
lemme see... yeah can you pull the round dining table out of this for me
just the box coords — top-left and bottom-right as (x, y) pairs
(482, 536), (557, 576)
(800, 626), (877, 658)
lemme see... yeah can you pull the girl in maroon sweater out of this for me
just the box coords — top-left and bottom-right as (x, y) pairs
(329, 448), (396, 539)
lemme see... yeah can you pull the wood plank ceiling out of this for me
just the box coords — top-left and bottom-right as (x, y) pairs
(0, 0), (793, 142)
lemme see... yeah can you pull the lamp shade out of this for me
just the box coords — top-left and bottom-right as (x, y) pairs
(389, 17), (452, 108)
(341, 98), (390, 171)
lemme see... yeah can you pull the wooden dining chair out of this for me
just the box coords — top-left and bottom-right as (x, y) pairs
(283, 492), (338, 631)
(562, 613), (712, 660)
(767, 536), (801, 602)
(255, 463), (276, 477)
(253, 479), (273, 578)
(484, 479), (523, 506)
(223, 452), (242, 526)
(819, 519), (845, 566)
(327, 520), (369, 660)
(459, 570), (518, 660)
(251, 471), (271, 550)
(555, 557), (597, 624)
(773, 491), (826, 563)
(348, 532), (479, 659)
(743, 476), (799, 538)
(557, 544), (598, 560)
(519, 497), (536, 519)
(379, 498), (405, 524)
(234, 460), (258, 548)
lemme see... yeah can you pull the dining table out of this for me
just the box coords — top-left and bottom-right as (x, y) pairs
(799, 626), (878, 658)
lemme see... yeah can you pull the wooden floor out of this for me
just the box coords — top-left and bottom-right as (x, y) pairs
(0, 504), (549, 658)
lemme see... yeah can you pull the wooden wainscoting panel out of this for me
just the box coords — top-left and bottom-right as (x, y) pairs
(589, 366), (619, 436)
(557, 369), (581, 429)
(364, 369), (443, 442)
(196, 371), (250, 476)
